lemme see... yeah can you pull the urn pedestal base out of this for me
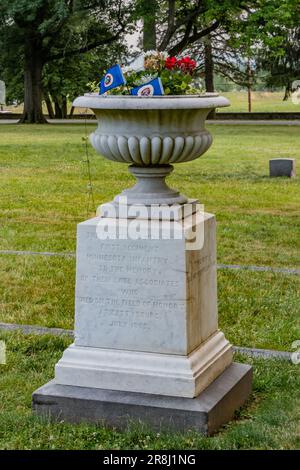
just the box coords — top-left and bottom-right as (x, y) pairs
(114, 165), (188, 206)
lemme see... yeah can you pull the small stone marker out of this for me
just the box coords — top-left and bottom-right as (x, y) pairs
(269, 158), (296, 178)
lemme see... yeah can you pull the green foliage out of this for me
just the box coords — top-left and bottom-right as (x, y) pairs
(43, 44), (126, 106)
(109, 69), (200, 95)
(0, 1), (134, 118)
(253, 1), (300, 94)
(159, 69), (198, 95)
(0, 123), (299, 349)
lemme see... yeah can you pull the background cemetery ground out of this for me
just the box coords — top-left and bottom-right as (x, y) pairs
(4, 91), (298, 115)
(0, 122), (299, 449)
(0, 332), (299, 450)
(0, 123), (299, 351)
(219, 91), (299, 113)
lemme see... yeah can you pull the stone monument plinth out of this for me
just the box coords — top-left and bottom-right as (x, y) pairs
(32, 95), (252, 434)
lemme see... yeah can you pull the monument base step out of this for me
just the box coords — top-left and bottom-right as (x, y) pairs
(53, 331), (233, 398)
(32, 362), (252, 435)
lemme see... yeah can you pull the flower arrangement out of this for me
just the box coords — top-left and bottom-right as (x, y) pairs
(119, 51), (203, 95)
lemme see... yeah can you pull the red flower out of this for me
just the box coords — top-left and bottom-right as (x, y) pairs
(177, 56), (197, 74)
(165, 55), (197, 74)
(165, 56), (177, 70)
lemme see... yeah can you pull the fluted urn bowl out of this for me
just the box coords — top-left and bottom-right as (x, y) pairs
(73, 93), (230, 206)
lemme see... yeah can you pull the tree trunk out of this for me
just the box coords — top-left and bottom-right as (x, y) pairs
(53, 96), (67, 119)
(62, 96), (67, 119)
(54, 98), (63, 119)
(204, 35), (214, 92)
(283, 83), (291, 101)
(247, 58), (252, 112)
(44, 92), (54, 119)
(20, 39), (46, 124)
(143, 0), (157, 51)
(204, 35), (215, 118)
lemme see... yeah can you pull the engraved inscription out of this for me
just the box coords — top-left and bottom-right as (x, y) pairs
(75, 235), (187, 349)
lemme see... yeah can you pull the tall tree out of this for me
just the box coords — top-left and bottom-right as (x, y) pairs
(157, 0), (248, 55)
(142, 0), (157, 51)
(258, 26), (300, 99)
(203, 34), (214, 92)
(0, 0), (132, 123)
(43, 42), (126, 118)
(151, 0), (256, 93)
(227, 0), (300, 98)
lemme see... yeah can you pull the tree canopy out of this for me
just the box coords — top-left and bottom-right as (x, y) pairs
(0, 0), (298, 122)
(0, 0), (132, 122)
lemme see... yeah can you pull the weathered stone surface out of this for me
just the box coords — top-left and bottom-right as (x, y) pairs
(54, 331), (232, 398)
(33, 362), (253, 435)
(98, 198), (199, 221)
(73, 212), (220, 355)
(72, 94), (230, 205)
(269, 158), (296, 177)
(53, 212), (232, 398)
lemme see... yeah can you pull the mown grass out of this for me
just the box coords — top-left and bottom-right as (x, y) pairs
(0, 255), (298, 351)
(0, 124), (299, 350)
(0, 123), (299, 451)
(218, 91), (299, 113)
(5, 91), (299, 114)
(0, 332), (299, 450)
(0, 124), (299, 266)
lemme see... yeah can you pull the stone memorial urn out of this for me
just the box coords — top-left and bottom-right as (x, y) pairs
(73, 93), (229, 206)
(33, 93), (252, 434)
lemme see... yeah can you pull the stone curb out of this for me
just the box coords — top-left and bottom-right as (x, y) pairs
(0, 249), (75, 258)
(233, 346), (291, 361)
(0, 322), (74, 337)
(0, 322), (292, 361)
(217, 263), (300, 275)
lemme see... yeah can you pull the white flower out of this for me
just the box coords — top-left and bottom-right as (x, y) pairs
(160, 51), (169, 59)
(128, 54), (145, 72)
(135, 74), (155, 85)
(144, 50), (156, 57)
(122, 65), (133, 74)
(144, 50), (168, 59)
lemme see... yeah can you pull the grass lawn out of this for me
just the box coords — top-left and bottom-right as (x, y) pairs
(218, 91), (299, 113)
(5, 91), (300, 114)
(0, 123), (299, 351)
(0, 255), (298, 352)
(0, 123), (299, 451)
(0, 331), (299, 450)
(0, 124), (299, 265)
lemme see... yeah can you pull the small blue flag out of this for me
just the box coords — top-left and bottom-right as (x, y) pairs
(130, 77), (164, 96)
(99, 64), (126, 94)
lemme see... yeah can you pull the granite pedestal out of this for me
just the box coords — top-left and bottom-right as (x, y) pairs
(33, 362), (252, 435)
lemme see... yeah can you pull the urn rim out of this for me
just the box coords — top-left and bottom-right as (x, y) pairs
(73, 93), (230, 110)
